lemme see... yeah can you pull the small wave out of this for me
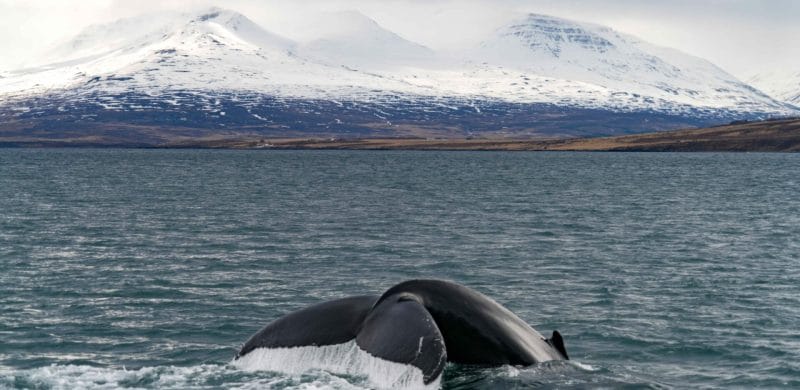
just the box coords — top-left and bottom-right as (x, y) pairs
(570, 361), (598, 371)
(233, 340), (440, 390)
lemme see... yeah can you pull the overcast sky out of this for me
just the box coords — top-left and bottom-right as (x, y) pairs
(0, 0), (797, 79)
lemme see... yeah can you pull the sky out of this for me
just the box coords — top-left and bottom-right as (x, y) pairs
(0, 0), (797, 79)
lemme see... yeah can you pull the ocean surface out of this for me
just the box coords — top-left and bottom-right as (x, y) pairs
(1, 149), (799, 389)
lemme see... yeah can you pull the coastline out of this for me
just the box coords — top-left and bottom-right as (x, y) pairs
(141, 117), (800, 152)
(1, 118), (798, 152)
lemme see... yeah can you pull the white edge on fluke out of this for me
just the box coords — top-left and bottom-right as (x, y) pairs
(232, 340), (442, 390)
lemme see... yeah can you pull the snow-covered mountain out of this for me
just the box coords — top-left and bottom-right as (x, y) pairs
(0, 8), (796, 144)
(748, 70), (800, 106)
(0, 8), (359, 96)
(464, 14), (790, 113)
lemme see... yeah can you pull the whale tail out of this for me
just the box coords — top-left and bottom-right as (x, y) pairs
(548, 330), (569, 360)
(236, 279), (570, 388)
(234, 294), (447, 385)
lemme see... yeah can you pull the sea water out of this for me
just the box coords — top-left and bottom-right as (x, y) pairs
(1, 149), (799, 389)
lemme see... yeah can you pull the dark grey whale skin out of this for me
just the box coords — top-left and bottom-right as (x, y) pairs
(236, 279), (568, 384)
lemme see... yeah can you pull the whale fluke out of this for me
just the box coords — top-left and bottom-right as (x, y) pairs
(235, 279), (569, 387)
(236, 295), (377, 357)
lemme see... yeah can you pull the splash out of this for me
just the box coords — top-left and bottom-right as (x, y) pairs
(0, 363), (363, 390)
(571, 361), (599, 371)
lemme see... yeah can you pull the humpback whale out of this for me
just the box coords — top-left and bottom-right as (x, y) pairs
(234, 279), (568, 388)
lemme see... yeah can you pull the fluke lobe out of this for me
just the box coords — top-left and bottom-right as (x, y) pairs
(235, 279), (568, 386)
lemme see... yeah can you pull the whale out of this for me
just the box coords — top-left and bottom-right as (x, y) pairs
(234, 279), (568, 388)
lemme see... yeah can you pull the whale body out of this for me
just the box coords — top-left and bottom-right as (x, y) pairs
(235, 279), (568, 387)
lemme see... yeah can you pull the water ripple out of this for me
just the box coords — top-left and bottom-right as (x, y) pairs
(1, 150), (799, 388)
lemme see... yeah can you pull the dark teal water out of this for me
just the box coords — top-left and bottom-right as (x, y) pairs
(1, 149), (799, 389)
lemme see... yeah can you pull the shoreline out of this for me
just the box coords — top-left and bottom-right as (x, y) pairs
(1, 118), (799, 152)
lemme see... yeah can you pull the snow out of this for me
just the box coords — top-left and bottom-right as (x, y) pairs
(0, 7), (795, 118)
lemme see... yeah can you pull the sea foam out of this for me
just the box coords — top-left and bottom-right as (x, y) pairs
(0, 363), (364, 390)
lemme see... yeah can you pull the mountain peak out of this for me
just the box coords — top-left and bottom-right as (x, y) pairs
(466, 11), (789, 112)
(319, 10), (383, 36)
(194, 8), (227, 22)
(190, 7), (250, 28)
(299, 10), (434, 68)
(494, 13), (616, 57)
(58, 7), (292, 55)
(176, 7), (295, 52)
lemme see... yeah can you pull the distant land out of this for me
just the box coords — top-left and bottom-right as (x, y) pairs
(190, 118), (800, 152)
(547, 118), (800, 152)
(2, 118), (798, 152)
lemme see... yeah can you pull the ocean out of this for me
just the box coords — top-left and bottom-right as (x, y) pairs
(1, 149), (799, 389)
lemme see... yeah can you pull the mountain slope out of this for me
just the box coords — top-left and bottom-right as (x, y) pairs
(749, 70), (800, 105)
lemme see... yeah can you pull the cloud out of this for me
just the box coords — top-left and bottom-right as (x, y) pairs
(0, 0), (797, 78)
